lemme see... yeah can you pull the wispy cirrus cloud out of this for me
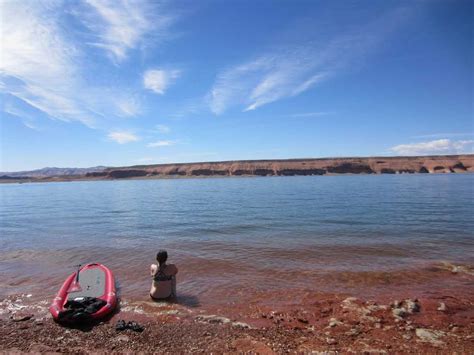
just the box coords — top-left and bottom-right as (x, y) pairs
(209, 56), (328, 114)
(115, 96), (142, 117)
(0, 1), (177, 133)
(209, 6), (412, 115)
(154, 124), (170, 133)
(3, 102), (39, 130)
(82, 0), (174, 62)
(143, 69), (181, 95)
(0, 1), (95, 127)
(108, 131), (140, 144)
(390, 139), (474, 155)
(147, 140), (176, 148)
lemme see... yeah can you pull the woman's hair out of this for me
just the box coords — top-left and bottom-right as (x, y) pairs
(156, 250), (168, 265)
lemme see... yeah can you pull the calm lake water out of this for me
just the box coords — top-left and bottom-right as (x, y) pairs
(1, 174), (473, 305)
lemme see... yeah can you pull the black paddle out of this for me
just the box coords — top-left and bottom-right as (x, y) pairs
(69, 264), (82, 293)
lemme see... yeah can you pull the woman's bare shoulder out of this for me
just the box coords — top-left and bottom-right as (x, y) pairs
(167, 264), (178, 274)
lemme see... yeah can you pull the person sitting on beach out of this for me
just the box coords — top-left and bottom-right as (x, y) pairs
(150, 250), (178, 300)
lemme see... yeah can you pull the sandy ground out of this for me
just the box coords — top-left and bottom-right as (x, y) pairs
(1, 262), (473, 353)
(1, 287), (473, 354)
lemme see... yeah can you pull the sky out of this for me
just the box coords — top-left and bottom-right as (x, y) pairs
(0, 0), (473, 172)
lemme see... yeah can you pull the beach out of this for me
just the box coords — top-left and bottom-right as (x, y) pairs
(1, 264), (474, 353)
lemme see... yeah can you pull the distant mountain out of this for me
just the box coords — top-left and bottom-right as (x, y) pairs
(0, 166), (107, 178)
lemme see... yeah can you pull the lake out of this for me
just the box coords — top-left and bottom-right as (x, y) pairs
(1, 174), (473, 308)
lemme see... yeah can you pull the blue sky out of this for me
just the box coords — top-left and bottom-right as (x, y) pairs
(0, 0), (473, 171)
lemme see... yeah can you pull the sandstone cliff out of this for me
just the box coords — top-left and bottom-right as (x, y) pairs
(100, 155), (473, 179)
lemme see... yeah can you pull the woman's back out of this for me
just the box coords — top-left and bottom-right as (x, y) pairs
(150, 263), (178, 299)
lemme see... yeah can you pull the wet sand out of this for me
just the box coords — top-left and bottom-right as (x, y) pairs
(1, 262), (473, 353)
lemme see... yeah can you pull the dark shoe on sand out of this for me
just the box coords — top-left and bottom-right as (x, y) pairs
(127, 321), (144, 332)
(115, 320), (127, 331)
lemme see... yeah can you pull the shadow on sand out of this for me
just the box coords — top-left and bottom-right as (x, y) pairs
(172, 294), (200, 308)
(149, 293), (201, 308)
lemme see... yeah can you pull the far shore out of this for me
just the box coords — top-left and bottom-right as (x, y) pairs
(1, 154), (473, 184)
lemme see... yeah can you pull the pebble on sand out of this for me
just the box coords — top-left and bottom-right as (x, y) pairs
(415, 328), (445, 346)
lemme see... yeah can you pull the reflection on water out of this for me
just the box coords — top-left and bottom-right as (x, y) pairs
(0, 175), (473, 304)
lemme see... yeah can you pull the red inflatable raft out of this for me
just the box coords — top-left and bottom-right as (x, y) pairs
(50, 263), (117, 322)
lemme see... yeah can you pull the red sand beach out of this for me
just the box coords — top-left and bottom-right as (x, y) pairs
(1, 261), (473, 353)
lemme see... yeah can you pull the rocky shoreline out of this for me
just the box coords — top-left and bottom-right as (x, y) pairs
(2, 285), (473, 353)
(1, 155), (473, 183)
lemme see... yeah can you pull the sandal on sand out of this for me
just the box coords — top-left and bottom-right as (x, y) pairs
(127, 321), (144, 332)
(115, 319), (144, 332)
(115, 319), (127, 331)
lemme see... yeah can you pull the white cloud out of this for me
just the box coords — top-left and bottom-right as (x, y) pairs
(155, 124), (170, 133)
(390, 139), (474, 155)
(0, 1), (149, 128)
(143, 69), (180, 95)
(0, 1), (95, 126)
(209, 7), (411, 114)
(147, 140), (176, 148)
(82, 0), (173, 62)
(3, 102), (39, 130)
(0, 2), (75, 83)
(208, 48), (338, 115)
(116, 96), (141, 117)
(108, 131), (140, 144)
